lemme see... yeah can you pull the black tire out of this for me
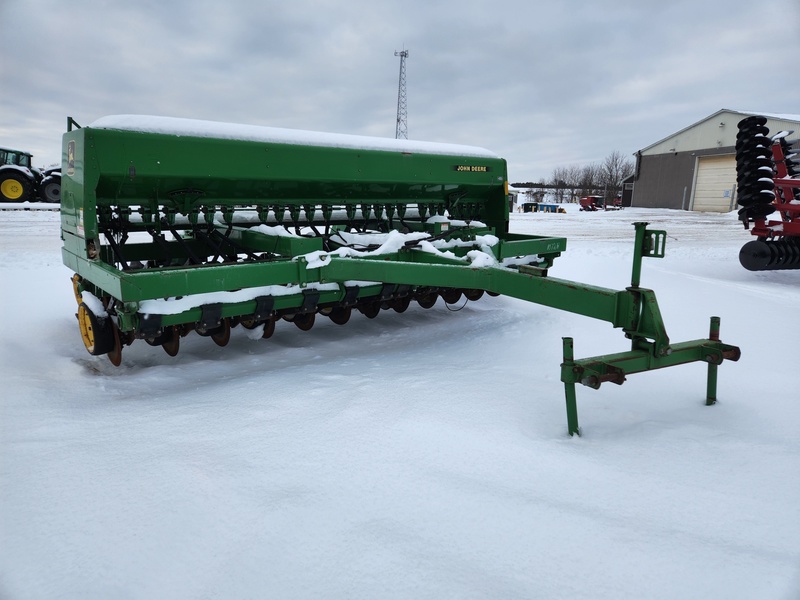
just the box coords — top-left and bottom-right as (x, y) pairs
(77, 302), (115, 356)
(38, 176), (61, 203)
(0, 172), (33, 202)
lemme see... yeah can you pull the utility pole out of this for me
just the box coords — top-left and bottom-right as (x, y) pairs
(394, 49), (408, 139)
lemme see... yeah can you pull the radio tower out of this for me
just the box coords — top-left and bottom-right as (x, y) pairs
(394, 49), (409, 139)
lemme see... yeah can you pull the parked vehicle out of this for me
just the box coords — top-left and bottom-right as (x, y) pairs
(0, 147), (61, 203)
(579, 195), (623, 211)
(579, 196), (603, 211)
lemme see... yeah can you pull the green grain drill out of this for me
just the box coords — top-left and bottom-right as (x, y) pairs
(60, 115), (739, 434)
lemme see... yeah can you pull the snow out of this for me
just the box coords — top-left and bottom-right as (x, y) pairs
(139, 282), (342, 317)
(89, 115), (500, 159)
(739, 111), (800, 123)
(301, 230), (450, 270)
(250, 224), (302, 238)
(297, 228), (502, 270)
(80, 290), (107, 318)
(1, 206), (799, 599)
(0, 165), (34, 178)
(0, 202), (59, 211)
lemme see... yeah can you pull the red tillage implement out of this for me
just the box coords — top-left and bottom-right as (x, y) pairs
(736, 115), (800, 271)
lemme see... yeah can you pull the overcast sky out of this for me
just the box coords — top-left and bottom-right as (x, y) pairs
(2, 0), (799, 183)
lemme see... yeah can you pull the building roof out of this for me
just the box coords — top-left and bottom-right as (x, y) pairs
(638, 109), (800, 154)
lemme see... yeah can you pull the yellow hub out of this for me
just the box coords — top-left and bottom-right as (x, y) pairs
(1, 177), (25, 200)
(71, 274), (84, 305)
(77, 303), (99, 353)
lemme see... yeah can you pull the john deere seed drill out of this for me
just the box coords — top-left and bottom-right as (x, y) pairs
(61, 115), (739, 434)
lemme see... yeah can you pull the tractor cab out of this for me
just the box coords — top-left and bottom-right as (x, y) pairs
(0, 147), (34, 169)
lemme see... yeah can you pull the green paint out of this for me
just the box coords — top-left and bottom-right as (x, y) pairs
(61, 118), (740, 433)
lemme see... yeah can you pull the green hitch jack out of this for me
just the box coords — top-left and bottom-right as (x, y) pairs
(706, 316), (721, 406)
(560, 316), (740, 437)
(558, 224), (739, 437)
(562, 337), (581, 436)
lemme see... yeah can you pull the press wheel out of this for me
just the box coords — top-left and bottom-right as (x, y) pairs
(294, 312), (316, 331)
(416, 293), (437, 309)
(211, 318), (231, 346)
(262, 317), (276, 339)
(329, 306), (351, 325)
(392, 296), (411, 313)
(107, 322), (123, 367)
(161, 326), (180, 357)
(464, 289), (484, 301)
(359, 301), (381, 319)
(240, 317), (259, 330)
(441, 289), (462, 304)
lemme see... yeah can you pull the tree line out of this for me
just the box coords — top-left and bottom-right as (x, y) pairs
(512, 150), (635, 204)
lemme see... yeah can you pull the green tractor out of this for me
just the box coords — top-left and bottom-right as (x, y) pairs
(0, 146), (61, 203)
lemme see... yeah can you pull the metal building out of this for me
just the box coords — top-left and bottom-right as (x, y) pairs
(631, 109), (800, 212)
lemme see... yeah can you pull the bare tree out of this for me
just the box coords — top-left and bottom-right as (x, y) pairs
(598, 150), (634, 202)
(548, 166), (571, 203)
(577, 163), (600, 198)
(546, 151), (634, 203)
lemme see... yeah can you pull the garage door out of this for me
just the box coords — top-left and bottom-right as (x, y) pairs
(691, 154), (737, 212)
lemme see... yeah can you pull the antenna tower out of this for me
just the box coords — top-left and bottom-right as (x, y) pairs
(394, 49), (409, 139)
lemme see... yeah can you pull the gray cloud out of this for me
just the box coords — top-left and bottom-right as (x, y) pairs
(2, 0), (798, 183)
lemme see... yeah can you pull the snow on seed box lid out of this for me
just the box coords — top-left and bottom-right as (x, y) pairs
(89, 115), (499, 159)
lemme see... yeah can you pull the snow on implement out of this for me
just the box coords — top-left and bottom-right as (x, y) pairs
(735, 115), (800, 271)
(60, 115), (739, 434)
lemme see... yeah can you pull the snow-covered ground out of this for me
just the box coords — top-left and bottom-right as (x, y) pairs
(1, 206), (798, 599)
